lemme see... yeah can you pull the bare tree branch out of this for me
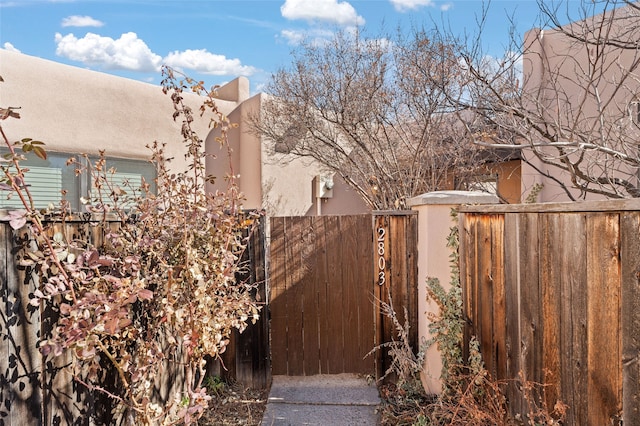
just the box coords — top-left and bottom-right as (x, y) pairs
(249, 28), (496, 209)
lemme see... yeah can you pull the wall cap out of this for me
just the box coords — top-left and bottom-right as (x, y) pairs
(407, 190), (499, 207)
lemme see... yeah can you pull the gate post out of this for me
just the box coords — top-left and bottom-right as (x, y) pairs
(372, 211), (418, 382)
(407, 191), (498, 394)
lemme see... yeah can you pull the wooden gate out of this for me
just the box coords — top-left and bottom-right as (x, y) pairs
(269, 212), (417, 377)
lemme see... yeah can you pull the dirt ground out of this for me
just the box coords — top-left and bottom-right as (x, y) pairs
(199, 382), (270, 426)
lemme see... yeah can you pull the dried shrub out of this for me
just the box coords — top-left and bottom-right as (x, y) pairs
(0, 68), (262, 425)
(367, 292), (427, 393)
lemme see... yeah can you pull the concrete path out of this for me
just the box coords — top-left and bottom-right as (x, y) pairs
(260, 374), (381, 426)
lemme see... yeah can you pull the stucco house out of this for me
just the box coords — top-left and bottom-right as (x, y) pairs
(518, 3), (640, 202)
(0, 49), (367, 216)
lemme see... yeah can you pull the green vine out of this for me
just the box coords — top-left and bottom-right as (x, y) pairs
(425, 208), (464, 396)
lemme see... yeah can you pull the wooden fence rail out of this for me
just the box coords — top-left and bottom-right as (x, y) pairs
(459, 200), (640, 425)
(0, 218), (267, 425)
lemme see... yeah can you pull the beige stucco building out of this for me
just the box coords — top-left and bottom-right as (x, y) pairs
(0, 49), (367, 216)
(520, 4), (640, 202)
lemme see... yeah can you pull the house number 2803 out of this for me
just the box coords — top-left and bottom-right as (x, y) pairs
(377, 227), (386, 286)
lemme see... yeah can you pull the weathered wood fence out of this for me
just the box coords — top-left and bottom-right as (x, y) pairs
(459, 200), (640, 425)
(269, 212), (418, 379)
(0, 218), (267, 425)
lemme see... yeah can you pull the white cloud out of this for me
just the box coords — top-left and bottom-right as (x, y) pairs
(281, 0), (365, 26)
(162, 49), (257, 76)
(54, 31), (257, 77)
(477, 51), (523, 84)
(3, 42), (20, 52)
(440, 3), (453, 12)
(54, 32), (162, 72)
(279, 28), (335, 46)
(389, 0), (434, 12)
(280, 29), (306, 46)
(61, 15), (104, 28)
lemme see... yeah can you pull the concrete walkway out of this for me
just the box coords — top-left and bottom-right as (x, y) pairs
(260, 374), (381, 426)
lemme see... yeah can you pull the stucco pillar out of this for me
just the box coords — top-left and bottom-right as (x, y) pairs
(407, 190), (499, 394)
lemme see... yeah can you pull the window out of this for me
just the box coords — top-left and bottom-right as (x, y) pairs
(468, 174), (498, 195)
(0, 166), (63, 209)
(0, 150), (156, 211)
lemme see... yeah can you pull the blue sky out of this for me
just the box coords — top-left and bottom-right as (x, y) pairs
(0, 0), (578, 94)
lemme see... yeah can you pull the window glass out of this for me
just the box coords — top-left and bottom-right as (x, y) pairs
(0, 150), (79, 210)
(0, 150), (156, 211)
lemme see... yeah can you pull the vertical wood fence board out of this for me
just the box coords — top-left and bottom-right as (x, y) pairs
(301, 217), (320, 376)
(1, 224), (12, 424)
(285, 218), (305, 376)
(477, 215), (496, 377)
(390, 214), (418, 353)
(558, 213), (588, 426)
(5, 227), (44, 425)
(269, 217), (288, 375)
(518, 213), (542, 387)
(459, 213), (475, 362)
(388, 214), (406, 376)
(49, 223), (92, 424)
(390, 215), (408, 326)
(490, 214), (507, 382)
(503, 213), (523, 416)
(325, 216), (346, 374)
(341, 216), (361, 373)
(621, 212), (640, 424)
(407, 214), (418, 356)
(373, 215), (382, 379)
(374, 214), (390, 379)
(345, 214), (373, 370)
(222, 322), (238, 383)
(539, 213), (562, 414)
(316, 218), (331, 375)
(233, 220), (269, 388)
(357, 217), (376, 375)
(253, 219), (270, 388)
(586, 213), (622, 424)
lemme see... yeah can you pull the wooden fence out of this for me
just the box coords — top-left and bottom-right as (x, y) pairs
(269, 212), (418, 379)
(459, 200), (640, 425)
(0, 218), (267, 425)
(374, 212), (419, 380)
(208, 217), (269, 389)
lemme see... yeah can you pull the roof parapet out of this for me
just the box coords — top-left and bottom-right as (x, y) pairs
(215, 76), (250, 103)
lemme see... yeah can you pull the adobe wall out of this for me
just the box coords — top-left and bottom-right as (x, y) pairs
(0, 50), (243, 174)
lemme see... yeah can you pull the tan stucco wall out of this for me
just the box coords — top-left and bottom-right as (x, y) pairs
(0, 50), (243, 174)
(311, 175), (369, 216)
(522, 18), (640, 202)
(490, 160), (521, 204)
(408, 191), (499, 395)
(205, 92), (370, 216)
(205, 91), (262, 210)
(2, 50), (369, 217)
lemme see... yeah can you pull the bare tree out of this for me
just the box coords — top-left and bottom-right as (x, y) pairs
(250, 28), (495, 210)
(445, 0), (640, 200)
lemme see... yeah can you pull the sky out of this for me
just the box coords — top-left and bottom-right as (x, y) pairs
(0, 0), (582, 95)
